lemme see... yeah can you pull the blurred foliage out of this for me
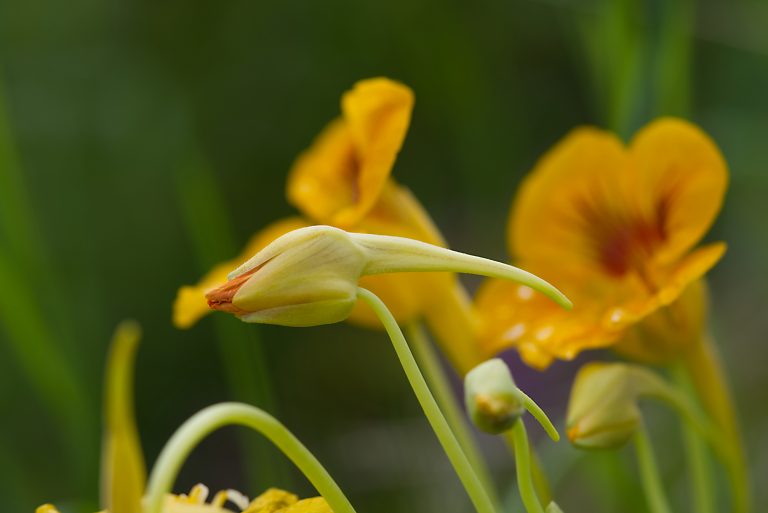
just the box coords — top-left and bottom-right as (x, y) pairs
(0, 0), (767, 512)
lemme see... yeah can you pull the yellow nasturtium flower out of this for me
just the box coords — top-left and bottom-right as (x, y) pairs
(39, 323), (330, 513)
(476, 118), (728, 369)
(174, 77), (482, 372)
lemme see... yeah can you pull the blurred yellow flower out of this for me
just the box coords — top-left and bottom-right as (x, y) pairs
(174, 77), (483, 372)
(476, 118), (728, 369)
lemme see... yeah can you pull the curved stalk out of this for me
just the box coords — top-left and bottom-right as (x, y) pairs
(144, 403), (355, 513)
(670, 364), (715, 513)
(357, 288), (498, 513)
(510, 421), (545, 513)
(405, 321), (500, 506)
(634, 423), (672, 513)
(683, 334), (750, 513)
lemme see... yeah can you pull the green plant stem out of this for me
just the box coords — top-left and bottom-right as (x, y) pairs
(683, 334), (750, 513)
(633, 423), (672, 513)
(357, 288), (498, 513)
(670, 364), (715, 513)
(145, 403), (355, 513)
(405, 321), (500, 506)
(509, 421), (545, 513)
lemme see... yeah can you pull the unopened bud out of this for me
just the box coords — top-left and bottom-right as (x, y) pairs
(464, 359), (524, 434)
(207, 226), (367, 327)
(566, 363), (669, 449)
(207, 225), (571, 327)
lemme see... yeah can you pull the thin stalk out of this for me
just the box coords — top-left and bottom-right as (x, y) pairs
(634, 423), (672, 513)
(145, 403), (355, 513)
(683, 334), (750, 513)
(670, 364), (715, 513)
(357, 288), (498, 513)
(509, 421), (545, 513)
(405, 321), (500, 505)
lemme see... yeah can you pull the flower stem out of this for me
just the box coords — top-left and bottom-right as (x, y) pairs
(670, 364), (715, 513)
(405, 321), (500, 506)
(144, 402), (355, 513)
(509, 421), (545, 513)
(357, 288), (498, 513)
(633, 423), (672, 513)
(683, 333), (750, 513)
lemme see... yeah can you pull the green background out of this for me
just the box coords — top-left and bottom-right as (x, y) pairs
(1, 0), (766, 511)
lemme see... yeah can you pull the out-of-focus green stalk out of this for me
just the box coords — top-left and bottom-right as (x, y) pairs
(0, 250), (95, 495)
(405, 321), (500, 506)
(653, 0), (694, 118)
(634, 424), (672, 513)
(671, 363), (715, 513)
(0, 79), (97, 499)
(577, 0), (646, 137)
(174, 154), (286, 490)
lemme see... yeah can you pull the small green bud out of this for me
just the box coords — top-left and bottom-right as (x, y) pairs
(566, 363), (669, 449)
(464, 358), (525, 434)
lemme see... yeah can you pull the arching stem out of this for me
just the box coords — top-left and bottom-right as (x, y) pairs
(144, 403), (355, 513)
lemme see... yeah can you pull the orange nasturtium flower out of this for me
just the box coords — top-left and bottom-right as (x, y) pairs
(475, 118), (727, 369)
(38, 323), (330, 513)
(174, 77), (482, 372)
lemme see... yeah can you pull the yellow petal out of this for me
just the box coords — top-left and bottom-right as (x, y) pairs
(36, 506), (60, 513)
(629, 118), (728, 265)
(173, 217), (309, 329)
(101, 321), (145, 513)
(284, 498), (332, 513)
(508, 126), (632, 272)
(286, 78), (414, 228)
(243, 488), (298, 513)
(475, 272), (624, 370)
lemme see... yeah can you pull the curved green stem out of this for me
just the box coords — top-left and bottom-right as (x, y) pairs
(634, 423), (672, 513)
(510, 421), (545, 513)
(518, 391), (559, 442)
(670, 364), (715, 513)
(357, 288), (498, 513)
(145, 403), (355, 513)
(405, 321), (500, 506)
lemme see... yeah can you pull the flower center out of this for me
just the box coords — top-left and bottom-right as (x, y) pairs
(576, 191), (672, 281)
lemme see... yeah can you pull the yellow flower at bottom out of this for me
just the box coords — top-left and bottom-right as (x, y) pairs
(39, 486), (330, 513)
(476, 118), (728, 368)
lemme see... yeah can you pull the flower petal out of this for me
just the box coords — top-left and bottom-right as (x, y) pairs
(629, 118), (728, 265)
(173, 217), (308, 329)
(286, 78), (414, 227)
(508, 127), (632, 272)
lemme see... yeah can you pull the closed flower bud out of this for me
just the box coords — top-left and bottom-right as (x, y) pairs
(207, 226), (368, 327)
(566, 363), (669, 449)
(464, 358), (524, 434)
(207, 225), (571, 327)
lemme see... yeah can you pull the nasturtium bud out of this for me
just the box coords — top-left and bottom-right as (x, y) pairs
(566, 362), (670, 449)
(464, 358), (524, 434)
(207, 225), (571, 328)
(207, 226), (367, 327)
